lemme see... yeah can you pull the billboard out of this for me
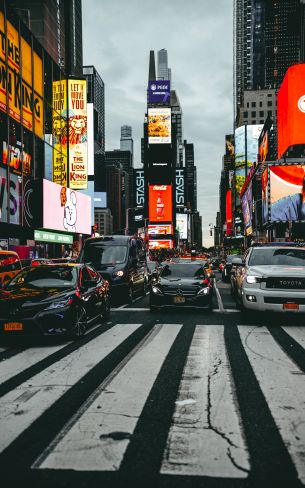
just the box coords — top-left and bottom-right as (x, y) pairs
(68, 80), (88, 189)
(176, 213), (188, 239)
(134, 169), (145, 207)
(52, 80), (68, 186)
(241, 185), (253, 236)
(270, 165), (305, 222)
(175, 169), (185, 206)
(258, 115), (272, 164)
(87, 103), (94, 175)
(148, 108), (171, 144)
(148, 239), (173, 250)
(149, 185), (172, 222)
(43, 179), (91, 234)
(277, 64), (305, 159)
(147, 144), (172, 183)
(148, 224), (173, 236)
(226, 189), (233, 236)
(262, 167), (269, 224)
(148, 80), (170, 104)
(0, 12), (43, 138)
(235, 124), (263, 196)
(225, 134), (235, 157)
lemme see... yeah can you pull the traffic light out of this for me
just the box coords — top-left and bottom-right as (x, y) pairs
(210, 228), (213, 236)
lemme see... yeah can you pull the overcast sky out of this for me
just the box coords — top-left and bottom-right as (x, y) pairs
(82, 0), (233, 246)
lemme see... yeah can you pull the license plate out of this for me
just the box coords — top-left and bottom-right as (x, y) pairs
(283, 303), (299, 311)
(173, 296), (185, 304)
(3, 322), (24, 331)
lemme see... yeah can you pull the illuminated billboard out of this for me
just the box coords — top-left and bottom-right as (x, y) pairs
(148, 80), (170, 103)
(277, 64), (305, 159)
(52, 80), (68, 186)
(134, 169), (145, 207)
(241, 185), (253, 236)
(148, 224), (173, 236)
(176, 213), (188, 239)
(148, 108), (171, 144)
(226, 189), (233, 236)
(235, 124), (263, 196)
(68, 80), (88, 189)
(43, 179), (91, 234)
(147, 144), (172, 183)
(270, 165), (305, 222)
(262, 167), (269, 224)
(148, 239), (173, 250)
(0, 12), (43, 138)
(149, 185), (172, 222)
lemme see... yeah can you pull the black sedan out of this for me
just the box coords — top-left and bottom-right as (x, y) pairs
(0, 264), (110, 339)
(150, 262), (213, 311)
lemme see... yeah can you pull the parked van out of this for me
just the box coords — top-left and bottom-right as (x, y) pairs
(0, 251), (22, 286)
(80, 235), (149, 302)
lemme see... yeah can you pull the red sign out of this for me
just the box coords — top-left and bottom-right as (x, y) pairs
(226, 189), (233, 236)
(149, 185), (172, 222)
(277, 64), (305, 159)
(148, 239), (173, 250)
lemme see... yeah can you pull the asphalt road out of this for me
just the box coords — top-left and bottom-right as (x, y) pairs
(0, 272), (305, 488)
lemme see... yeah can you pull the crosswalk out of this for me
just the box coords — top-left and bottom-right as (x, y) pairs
(0, 321), (305, 486)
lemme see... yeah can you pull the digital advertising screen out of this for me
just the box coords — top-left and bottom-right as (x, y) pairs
(235, 124), (263, 197)
(176, 213), (188, 239)
(269, 165), (305, 222)
(149, 185), (172, 222)
(148, 239), (173, 250)
(148, 108), (171, 144)
(43, 179), (91, 234)
(277, 64), (305, 159)
(148, 80), (170, 104)
(148, 224), (173, 236)
(226, 189), (233, 236)
(241, 185), (253, 236)
(262, 167), (269, 224)
(147, 144), (172, 183)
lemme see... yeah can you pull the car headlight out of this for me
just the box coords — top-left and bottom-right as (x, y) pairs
(197, 287), (209, 295)
(152, 286), (163, 295)
(246, 275), (262, 284)
(113, 270), (124, 278)
(45, 299), (72, 310)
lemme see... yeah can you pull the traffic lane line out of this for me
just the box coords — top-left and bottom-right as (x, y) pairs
(213, 280), (225, 313)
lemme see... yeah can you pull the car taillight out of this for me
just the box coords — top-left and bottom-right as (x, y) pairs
(75, 288), (81, 299)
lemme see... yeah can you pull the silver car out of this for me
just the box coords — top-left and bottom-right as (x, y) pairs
(234, 245), (305, 315)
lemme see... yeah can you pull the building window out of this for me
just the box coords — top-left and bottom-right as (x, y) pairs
(251, 111), (256, 117)
(267, 101), (272, 106)
(251, 102), (256, 107)
(259, 111), (264, 117)
(260, 120), (264, 124)
(268, 110), (272, 116)
(259, 101), (262, 107)
(243, 111), (248, 118)
(252, 120), (256, 124)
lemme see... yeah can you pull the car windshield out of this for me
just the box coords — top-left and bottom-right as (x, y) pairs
(226, 254), (241, 263)
(6, 267), (77, 288)
(161, 264), (205, 278)
(248, 248), (305, 266)
(83, 244), (128, 266)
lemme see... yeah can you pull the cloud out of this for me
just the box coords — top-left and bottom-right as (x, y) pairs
(82, 0), (233, 246)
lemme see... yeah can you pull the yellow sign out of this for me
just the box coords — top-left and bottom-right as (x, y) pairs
(68, 80), (88, 189)
(0, 13), (44, 138)
(52, 80), (68, 186)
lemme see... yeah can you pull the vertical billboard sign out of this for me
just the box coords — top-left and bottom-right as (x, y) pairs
(68, 80), (88, 189)
(147, 144), (172, 183)
(148, 80), (170, 103)
(0, 12), (43, 138)
(277, 64), (305, 159)
(148, 108), (171, 144)
(226, 189), (233, 236)
(176, 213), (188, 239)
(52, 80), (68, 186)
(269, 165), (305, 222)
(148, 185), (172, 222)
(235, 124), (263, 198)
(175, 169), (185, 207)
(135, 169), (145, 207)
(241, 185), (253, 236)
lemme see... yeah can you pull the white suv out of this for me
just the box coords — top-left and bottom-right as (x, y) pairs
(234, 245), (305, 314)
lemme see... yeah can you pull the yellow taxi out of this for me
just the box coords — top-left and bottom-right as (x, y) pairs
(0, 251), (22, 286)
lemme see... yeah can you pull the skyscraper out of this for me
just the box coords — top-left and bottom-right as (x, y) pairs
(233, 0), (305, 122)
(170, 90), (183, 167)
(120, 125), (134, 158)
(11, 0), (83, 76)
(157, 48), (171, 81)
(83, 65), (105, 154)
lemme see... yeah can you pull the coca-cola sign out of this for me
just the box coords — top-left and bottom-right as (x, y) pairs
(148, 184), (172, 222)
(135, 170), (145, 207)
(175, 169), (185, 206)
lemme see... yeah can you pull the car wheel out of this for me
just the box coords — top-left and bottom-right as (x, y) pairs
(127, 284), (134, 304)
(71, 306), (87, 339)
(101, 295), (111, 321)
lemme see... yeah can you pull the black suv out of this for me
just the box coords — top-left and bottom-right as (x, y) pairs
(80, 235), (148, 303)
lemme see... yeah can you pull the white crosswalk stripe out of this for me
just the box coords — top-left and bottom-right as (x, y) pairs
(161, 325), (250, 478)
(282, 325), (305, 348)
(238, 325), (305, 485)
(0, 324), (142, 453)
